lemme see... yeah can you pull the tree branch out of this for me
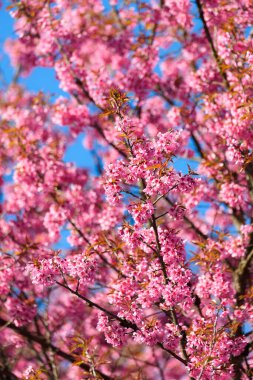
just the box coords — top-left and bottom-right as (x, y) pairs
(195, 0), (230, 89)
(0, 317), (112, 380)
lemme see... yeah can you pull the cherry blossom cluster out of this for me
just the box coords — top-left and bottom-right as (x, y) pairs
(0, 0), (253, 379)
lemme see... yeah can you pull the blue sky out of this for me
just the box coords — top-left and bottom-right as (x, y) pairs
(0, 1), (97, 248)
(0, 0), (96, 172)
(0, 0), (203, 247)
(0, 0), (201, 175)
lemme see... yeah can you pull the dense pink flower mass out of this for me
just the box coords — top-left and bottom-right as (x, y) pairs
(1, 0), (253, 379)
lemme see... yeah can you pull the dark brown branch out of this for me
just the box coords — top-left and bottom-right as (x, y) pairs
(0, 347), (20, 380)
(233, 238), (253, 297)
(47, 4), (127, 159)
(49, 191), (125, 278)
(67, 218), (125, 278)
(195, 0), (230, 89)
(56, 281), (137, 330)
(138, 179), (191, 369)
(190, 133), (244, 229)
(191, 132), (205, 159)
(165, 197), (208, 241)
(56, 282), (187, 365)
(157, 343), (187, 366)
(0, 317), (112, 380)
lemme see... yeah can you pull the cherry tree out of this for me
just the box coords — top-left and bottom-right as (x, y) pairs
(0, 0), (253, 379)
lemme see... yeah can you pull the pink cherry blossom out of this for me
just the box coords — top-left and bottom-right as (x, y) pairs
(0, 0), (253, 378)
